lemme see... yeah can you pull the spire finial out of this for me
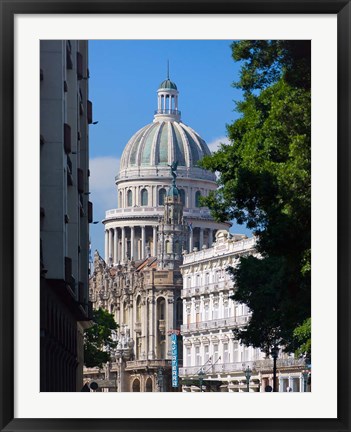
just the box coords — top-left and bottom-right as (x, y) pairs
(167, 60), (170, 80)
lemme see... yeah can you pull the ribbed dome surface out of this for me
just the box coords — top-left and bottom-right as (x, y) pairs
(120, 120), (212, 171)
(159, 79), (177, 90)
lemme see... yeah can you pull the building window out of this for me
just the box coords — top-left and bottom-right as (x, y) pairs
(186, 347), (191, 366)
(204, 345), (209, 363)
(145, 378), (153, 392)
(233, 342), (239, 363)
(127, 190), (133, 207)
(179, 189), (186, 206)
(195, 346), (201, 366)
(204, 305), (209, 321)
(159, 188), (166, 205)
(213, 344), (219, 362)
(176, 298), (183, 328)
(136, 296), (141, 322)
(119, 191), (122, 208)
(132, 379), (140, 392)
(223, 343), (229, 363)
(157, 298), (165, 320)
(213, 303), (219, 320)
(195, 191), (201, 207)
(141, 188), (148, 206)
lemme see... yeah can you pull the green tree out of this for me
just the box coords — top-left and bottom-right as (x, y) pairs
(200, 41), (311, 355)
(84, 308), (118, 368)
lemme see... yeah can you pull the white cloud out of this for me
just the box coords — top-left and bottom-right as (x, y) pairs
(89, 156), (120, 218)
(89, 156), (120, 257)
(207, 136), (230, 153)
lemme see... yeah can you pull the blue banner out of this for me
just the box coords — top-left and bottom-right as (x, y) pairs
(171, 333), (178, 388)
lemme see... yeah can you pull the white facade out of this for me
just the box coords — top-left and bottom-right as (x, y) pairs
(180, 231), (308, 392)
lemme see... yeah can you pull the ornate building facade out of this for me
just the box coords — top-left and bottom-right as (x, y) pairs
(84, 76), (230, 392)
(87, 174), (187, 391)
(179, 231), (309, 392)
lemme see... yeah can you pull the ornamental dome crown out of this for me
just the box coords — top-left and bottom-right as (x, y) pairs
(159, 79), (177, 90)
(118, 77), (215, 181)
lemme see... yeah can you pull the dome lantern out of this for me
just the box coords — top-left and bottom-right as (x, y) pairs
(155, 67), (180, 121)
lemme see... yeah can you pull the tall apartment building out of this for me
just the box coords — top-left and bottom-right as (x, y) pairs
(180, 230), (308, 392)
(40, 40), (93, 391)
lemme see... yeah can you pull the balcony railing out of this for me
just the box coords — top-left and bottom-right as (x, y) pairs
(154, 109), (181, 116)
(125, 359), (172, 371)
(105, 207), (212, 220)
(179, 358), (306, 377)
(181, 281), (233, 298)
(182, 237), (257, 264)
(181, 315), (249, 333)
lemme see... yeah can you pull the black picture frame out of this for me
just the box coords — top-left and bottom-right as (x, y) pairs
(1, 1), (350, 431)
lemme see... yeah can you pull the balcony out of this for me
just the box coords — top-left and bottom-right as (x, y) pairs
(105, 207), (212, 220)
(154, 109), (181, 116)
(182, 237), (257, 264)
(181, 281), (232, 298)
(181, 315), (249, 334)
(179, 358), (306, 377)
(125, 359), (171, 371)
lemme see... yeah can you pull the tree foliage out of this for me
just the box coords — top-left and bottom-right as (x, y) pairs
(84, 308), (118, 368)
(199, 41), (311, 355)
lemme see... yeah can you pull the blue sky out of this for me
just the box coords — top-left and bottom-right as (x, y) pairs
(88, 40), (251, 257)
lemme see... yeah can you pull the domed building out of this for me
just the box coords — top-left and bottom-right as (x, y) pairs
(86, 77), (230, 392)
(103, 77), (229, 264)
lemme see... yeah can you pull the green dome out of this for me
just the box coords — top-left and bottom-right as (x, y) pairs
(159, 79), (177, 90)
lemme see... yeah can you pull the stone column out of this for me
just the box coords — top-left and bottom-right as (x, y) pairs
(114, 228), (118, 264)
(153, 226), (157, 257)
(141, 226), (146, 259)
(148, 296), (155, 359)
(121, 227), (126, 263)
(130, 226), (135, 260)
(108, 229), (113, 263)
(105, 230), (109, 262)
(199, 228), (204, 249)
(209, 229), (214, 247)
(166, 297), (174, 358)
(189, 229), (194, 252)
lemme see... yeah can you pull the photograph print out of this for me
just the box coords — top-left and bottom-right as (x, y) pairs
(40, 39), (311, 393)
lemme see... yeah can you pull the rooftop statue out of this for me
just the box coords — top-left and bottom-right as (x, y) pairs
(168, 161), (178, 185)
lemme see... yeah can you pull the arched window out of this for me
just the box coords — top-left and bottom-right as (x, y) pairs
(179, 189), (186, 206)
(145, 378), (153, 392)
(132, 379), (140, 392)
(176, 297), (183, 327)
(195, 191), (201, 208)
(119, 191), (123, 208)
(159, 188), (166, 205)
(157, 298), (165, 320)
(123, 301), (129, 325)
(141, 188), (148, 206)
(136, 296), (141, 323)
(127, 190), (133, 207)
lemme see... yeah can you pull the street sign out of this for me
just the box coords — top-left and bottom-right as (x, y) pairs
(171, 333), (178, 387)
